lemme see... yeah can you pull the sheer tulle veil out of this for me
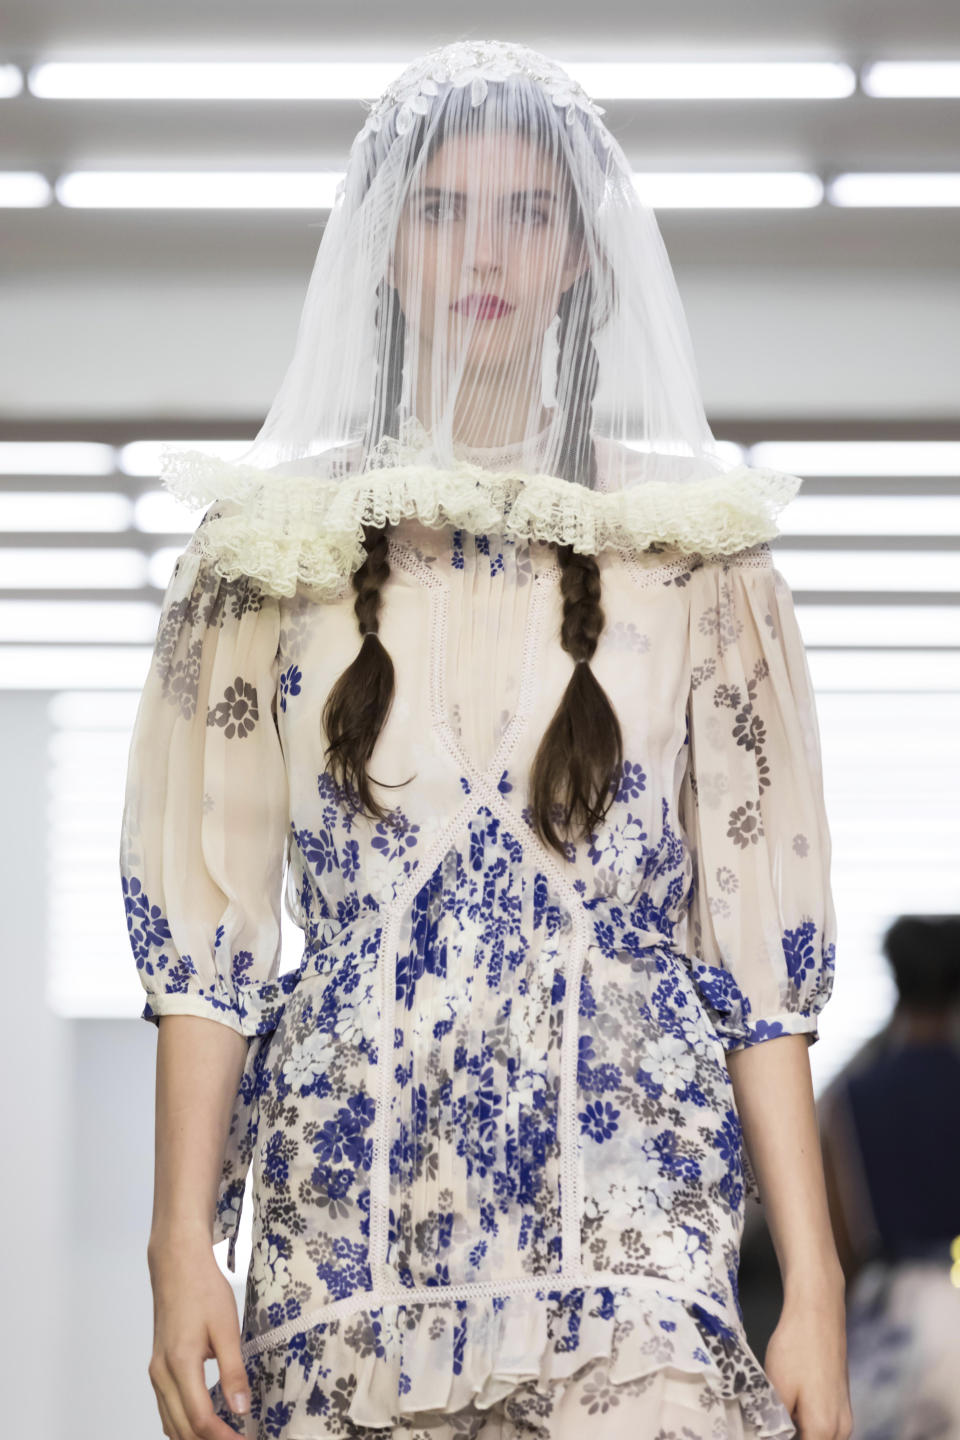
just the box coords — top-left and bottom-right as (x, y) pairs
(159, 38), (802, 599)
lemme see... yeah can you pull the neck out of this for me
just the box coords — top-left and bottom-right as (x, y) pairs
(889, 1006), (956, 1044)
(412, 364), (550, 449)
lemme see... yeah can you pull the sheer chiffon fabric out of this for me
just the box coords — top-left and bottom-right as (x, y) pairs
(121, 453), (833, 1438)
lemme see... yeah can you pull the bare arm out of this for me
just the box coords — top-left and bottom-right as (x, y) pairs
(726, 1033), (853, 1437)
(146, 1015), (253, 1439)
(726, 1034), (842, 1293)
(147, 1013), (248, 1250)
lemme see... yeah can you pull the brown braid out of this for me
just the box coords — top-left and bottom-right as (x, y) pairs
(527, 266), (624, 858)
(319, 270), (407, 823)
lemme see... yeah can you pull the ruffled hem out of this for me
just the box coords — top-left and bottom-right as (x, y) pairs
(158, 443), (802, 601)
(207, 1283), (796, 1439)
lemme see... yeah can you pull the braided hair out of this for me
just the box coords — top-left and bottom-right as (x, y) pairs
(319, 281), (406, 822)
(527, 268), (623, 856)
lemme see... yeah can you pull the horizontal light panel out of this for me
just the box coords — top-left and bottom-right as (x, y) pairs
(807, 650), (960, 690)
(56, 171), (344, 209)
(862, 61), (960, 98)
(0, 601), (159, 643)
(0, 549), (147, 589)
(0, 171), (52, 207)
(774, 549), (960, 592)
(778, 495), (960, 537)
(750, 440), (960, 474)
(119, 438), (253, 474)
(793, 606), (960, 647)
(829, 173), (960, 207)
(0, 441), (117, 474)
(0, 493), (134, 532)
(0, 647), (153, 689)
(26, 59), (856, 102)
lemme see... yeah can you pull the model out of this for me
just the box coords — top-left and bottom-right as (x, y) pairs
(120, 38), (853, 1440)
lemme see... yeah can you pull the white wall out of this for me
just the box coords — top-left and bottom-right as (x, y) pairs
(2, 265), (957, 421)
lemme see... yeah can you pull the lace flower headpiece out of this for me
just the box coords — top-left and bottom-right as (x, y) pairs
(352, 39), (612, 149)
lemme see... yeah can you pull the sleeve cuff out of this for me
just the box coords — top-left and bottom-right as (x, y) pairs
(140, 992), (245, 1036)
(720, 1011), (821, 1054)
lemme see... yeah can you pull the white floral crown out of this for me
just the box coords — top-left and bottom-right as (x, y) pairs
(351, 38), (613, 150)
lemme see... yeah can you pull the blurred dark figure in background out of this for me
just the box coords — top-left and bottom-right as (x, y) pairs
(819, 914), (960, 1439)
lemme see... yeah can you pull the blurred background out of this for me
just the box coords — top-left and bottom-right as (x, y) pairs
(2, 3), (959, 1436)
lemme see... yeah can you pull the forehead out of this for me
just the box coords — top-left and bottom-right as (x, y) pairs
(416, 130), (560, 189)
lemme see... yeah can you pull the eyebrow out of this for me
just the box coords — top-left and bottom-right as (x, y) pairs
(420, 187), (557, 202)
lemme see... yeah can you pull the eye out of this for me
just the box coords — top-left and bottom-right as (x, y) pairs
(422, 198), (550, 225)
(423, 199), (459, 222)
(514, 200), (550, 224)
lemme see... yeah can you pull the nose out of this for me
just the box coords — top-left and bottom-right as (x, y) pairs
(468, 201), (506, 274)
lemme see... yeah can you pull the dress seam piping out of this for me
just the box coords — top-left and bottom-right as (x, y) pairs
(239, 1267), (729, 1360)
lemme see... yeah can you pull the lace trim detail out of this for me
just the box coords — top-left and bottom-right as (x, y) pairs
(160, 446), (801, 600)
(616, 542), (772, 591)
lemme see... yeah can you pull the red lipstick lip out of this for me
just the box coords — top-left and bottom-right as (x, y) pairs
(453, 293), (514, 317)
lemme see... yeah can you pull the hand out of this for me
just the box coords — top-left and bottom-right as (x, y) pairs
(147, 1234), (251, 1439)
(763, 1284), (854, 1440)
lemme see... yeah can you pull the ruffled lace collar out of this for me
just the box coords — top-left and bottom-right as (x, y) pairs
(158, 419), (802, 600)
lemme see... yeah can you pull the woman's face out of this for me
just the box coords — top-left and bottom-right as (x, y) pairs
(389, 129), (586, 386)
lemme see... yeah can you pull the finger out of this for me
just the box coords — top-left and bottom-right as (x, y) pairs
(167, 1344), (244, 1440)
(154, 1379), (186, 1440)
(163, 1385), (208, 1440)
(208, 1318), (252, 1422)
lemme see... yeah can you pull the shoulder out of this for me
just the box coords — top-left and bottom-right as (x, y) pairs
(591, 436), (718, 494)
(259, 438), (366, 479)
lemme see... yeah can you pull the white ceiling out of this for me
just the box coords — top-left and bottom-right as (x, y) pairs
(3, 5), (960, 274)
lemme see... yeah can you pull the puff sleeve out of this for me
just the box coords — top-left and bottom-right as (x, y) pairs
(119, 512), (289, 1035)
(678, 545), (837, 1054)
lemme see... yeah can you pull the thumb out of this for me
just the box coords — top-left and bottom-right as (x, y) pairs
(211, 1323), (251, 1416)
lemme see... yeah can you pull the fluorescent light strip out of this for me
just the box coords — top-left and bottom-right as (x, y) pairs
(828, 173), (960, 206)
(573, 61), (855, 100)
(133, 493), (205, 536)
(0, 600), (160, 643)
(776, 549), (960, 593)
(4, 166), (955, 214)
(0, 441), (117, 474)
(0, 494), (133, 532)
(633, 172), (823, 209)
(750, 440), (960, 475)
(119, 438), (253, 474)
(0, 645), (155, 688)
(0, 171), (54, 207)
(861, 61), (960, 98)
(794, 606), (960, 648)
(26, 59), (856, 102)
(56, 170), (343, 209)
(0, 64), (23, 98)
(807, 651), (960, 691)
(779, 496), (960, 537)
(0, 550), (147, 589)
(28, 61), (429, 101)
(49, 168), (824, 210)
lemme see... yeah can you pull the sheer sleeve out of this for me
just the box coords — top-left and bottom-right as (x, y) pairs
(119, 510), (289, 1035)
(678, 545), (837, 1054)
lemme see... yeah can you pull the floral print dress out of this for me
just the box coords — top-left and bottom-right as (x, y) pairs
(119, 501), (837, 1440)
